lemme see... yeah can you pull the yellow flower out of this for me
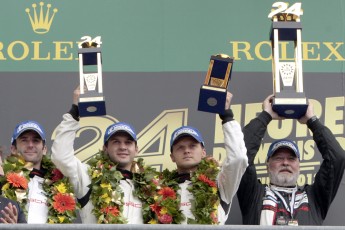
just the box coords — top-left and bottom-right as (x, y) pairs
(212, 187), (217, 194)
(92, 170), (102, 179)
(2, 183), (10, 191)
(160, 207), (168, 215)
(100, 183), (111, 190)
(101, 193), (111, 204)
(153, 195), (158, 201)
(58, 216), (65, 223)
(56, 183), (67, 193)
(148, 219), (158, 224)
(18, 158), (25, 165)
(48, 219), (55, 224)
(105, 197), (111, 204)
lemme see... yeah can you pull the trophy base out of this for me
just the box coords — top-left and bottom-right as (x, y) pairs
(198, 86), (226, 114)
(272, 97), (308, 119)
(78, 99), (106, 117)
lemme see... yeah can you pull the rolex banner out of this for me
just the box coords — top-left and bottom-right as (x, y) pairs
(0, 0), (345, 225)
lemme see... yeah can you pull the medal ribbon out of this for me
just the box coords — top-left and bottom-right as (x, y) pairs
(272, 189), (296, 219)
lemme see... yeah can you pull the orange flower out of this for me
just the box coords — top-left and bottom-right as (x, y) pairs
(157, 187), (176, 200)
(150, 203), (161, 215)
(6, 172), (28, 189)
(198, 174), (216, 187)
(52, 193), (76, 213)
(101, 206), (120, 217)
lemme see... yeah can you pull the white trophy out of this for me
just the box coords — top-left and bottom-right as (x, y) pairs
(269, 2), (308, 118)
(78, 36), (106, 117)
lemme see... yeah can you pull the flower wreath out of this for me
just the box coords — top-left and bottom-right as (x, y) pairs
(135, 156), (220, 224)
(87, 151), (219, 224)
(187, 156), (220, 224)
(133, 165), (185, 224)
(0, 153), (79, 223)
(87, 151), (127, 224)
(88, 151), (184, 224)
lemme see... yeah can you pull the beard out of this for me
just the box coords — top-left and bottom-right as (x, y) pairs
(269, 170), (299, 187)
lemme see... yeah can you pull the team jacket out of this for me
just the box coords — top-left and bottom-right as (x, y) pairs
(177, 109), (248, 224)
(26, 169), (48, 223)
(51, 113), (143, 224)
(237, 111), (345, 225)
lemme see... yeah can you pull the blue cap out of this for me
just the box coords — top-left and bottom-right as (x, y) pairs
(11, 120), (46, 145)
(267, 139), (300, 161)
(104, 122), (137, 144)
(170, 126), (205, 151)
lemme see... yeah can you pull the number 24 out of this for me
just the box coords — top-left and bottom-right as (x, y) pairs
(268, 2), (303, 18)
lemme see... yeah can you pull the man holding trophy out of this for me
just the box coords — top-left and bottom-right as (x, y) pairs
(238, 94), (345, 225)
(171, 91), (248, 224)
(236, 2), (345, 226)
(52, 37), (151, 224)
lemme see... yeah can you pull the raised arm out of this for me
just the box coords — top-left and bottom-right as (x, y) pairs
(217, 92), (248, 204)
(302, 102), (345, 219)
(237, 95), (277, 218)
(51, 87), (91, 199)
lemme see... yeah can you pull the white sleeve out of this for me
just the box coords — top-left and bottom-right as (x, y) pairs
(217, 120), (248, 204)
(51, 113), (91, 199)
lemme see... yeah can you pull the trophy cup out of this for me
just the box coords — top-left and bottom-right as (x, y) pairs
(198, 54), (234, 114)
(78, 36), (106, 117)
(269, 2), (308, 119)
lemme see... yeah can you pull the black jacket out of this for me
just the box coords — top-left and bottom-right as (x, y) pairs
(237, 111), (345, 225)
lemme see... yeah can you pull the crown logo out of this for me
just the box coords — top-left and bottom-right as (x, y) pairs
(25, 2), (58, 34)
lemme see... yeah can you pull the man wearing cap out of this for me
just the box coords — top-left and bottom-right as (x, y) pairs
(8, 120), (48, 223)
(169, 92), (248, 224)
(237, 95), (345, 225)
(51, 87), (144, 224)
